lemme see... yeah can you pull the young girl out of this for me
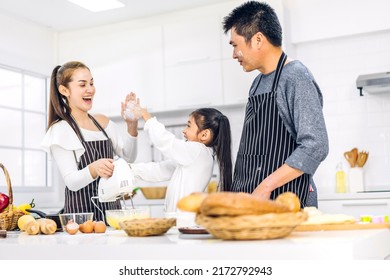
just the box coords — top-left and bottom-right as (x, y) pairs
(41, 61), (138, 222)
(127, 104), (232, 213)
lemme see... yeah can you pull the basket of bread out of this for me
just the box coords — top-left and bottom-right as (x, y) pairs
(177, 191), (308, 240)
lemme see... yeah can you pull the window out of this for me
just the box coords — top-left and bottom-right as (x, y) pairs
(0, 65), (50, 191)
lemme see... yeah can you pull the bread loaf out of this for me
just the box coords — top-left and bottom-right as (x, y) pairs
(177, 192), (208, 213)
(200, 192), (291, 216)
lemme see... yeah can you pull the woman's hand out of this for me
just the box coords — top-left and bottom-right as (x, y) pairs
(121, 92), (141, 121)
(89, 158), (114, 179)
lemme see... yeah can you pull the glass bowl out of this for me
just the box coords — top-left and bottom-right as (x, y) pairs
(59, 212), (94, 231)
(105, 208), (150, 229)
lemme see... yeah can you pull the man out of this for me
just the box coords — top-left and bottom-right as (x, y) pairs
(223, 1), (328, 207)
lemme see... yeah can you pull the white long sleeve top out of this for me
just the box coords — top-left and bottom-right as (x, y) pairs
(130, 117), (214, 212)
(41, 120), (137, 191)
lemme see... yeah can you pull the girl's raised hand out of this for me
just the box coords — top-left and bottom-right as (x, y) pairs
(121, 92), (142, 121)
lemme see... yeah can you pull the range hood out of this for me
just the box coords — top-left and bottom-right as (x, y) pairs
(356, 72), (390, 96)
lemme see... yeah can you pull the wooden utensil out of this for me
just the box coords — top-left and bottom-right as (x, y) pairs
(344, 148), (358, 167)
(356, 151), (369, 167)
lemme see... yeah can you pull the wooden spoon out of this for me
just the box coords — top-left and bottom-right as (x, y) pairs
(344, 148), (358, 167)
(356, 151), (369, 167)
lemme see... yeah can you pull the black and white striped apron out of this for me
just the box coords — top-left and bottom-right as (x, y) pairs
(232, 52), (310, 207)
(63, 115), (121, 221)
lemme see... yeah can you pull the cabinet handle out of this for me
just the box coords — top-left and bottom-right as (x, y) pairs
(342, 202), (388, 207)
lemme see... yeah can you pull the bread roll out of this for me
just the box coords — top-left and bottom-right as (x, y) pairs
(200, 192), (290, 216)
(275, 192), (301, 212)
(177, 192), (208, 212)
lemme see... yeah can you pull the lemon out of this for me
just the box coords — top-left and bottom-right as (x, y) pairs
(18, 215), (35, 231)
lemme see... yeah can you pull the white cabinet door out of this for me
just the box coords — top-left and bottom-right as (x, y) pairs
(165, 60), (224, 110)
(318, 198), (390, 219)
(90, 25), (165, 116)
(221, 59), (258, 105)
(163, 16), (224, 110)
(163, 17), (222, 66)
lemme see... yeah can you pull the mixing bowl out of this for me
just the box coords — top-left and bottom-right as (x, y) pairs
(105, 208), (150, 229)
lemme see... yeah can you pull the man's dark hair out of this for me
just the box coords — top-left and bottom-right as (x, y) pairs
(222, 1), (282, 46)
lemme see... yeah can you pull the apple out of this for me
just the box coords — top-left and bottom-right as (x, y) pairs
(0, 192), (10, 213)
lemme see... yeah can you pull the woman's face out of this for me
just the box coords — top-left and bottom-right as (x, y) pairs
(183, 116), (202, 142)
(61, 68), (95, 114)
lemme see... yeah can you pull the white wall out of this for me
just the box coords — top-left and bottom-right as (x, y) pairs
(284, 0), (390, 193)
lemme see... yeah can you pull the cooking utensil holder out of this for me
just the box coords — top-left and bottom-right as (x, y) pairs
(348, 167), (364, 193)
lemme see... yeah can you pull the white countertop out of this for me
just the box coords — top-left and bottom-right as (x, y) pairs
(318, 191), (390, 201)
(1, 227), (389, 260)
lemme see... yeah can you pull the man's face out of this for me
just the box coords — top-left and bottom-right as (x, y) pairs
(229, 28), (259, 72)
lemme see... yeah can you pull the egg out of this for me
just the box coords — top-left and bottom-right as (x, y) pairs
(79, 220), (94, 233)
(65, 221), (79, 235)
(94, 221), (107, 233)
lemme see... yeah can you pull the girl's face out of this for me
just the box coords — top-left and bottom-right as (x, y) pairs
(60, 68), (95, 114)
(183, 116), (202, 142)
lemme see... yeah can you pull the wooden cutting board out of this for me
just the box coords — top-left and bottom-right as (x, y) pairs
(294, 222), (390, 231)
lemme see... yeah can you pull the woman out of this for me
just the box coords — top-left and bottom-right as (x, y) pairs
(41, 61), (138, 222)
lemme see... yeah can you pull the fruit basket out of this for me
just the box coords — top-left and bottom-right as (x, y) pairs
(0, 163), (24, 230)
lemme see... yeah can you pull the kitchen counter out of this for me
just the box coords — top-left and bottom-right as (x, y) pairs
(1, 227), (389, 260)
(319, 191), (390, 201)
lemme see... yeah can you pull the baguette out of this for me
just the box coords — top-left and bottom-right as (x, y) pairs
(200, 192), (291, 216)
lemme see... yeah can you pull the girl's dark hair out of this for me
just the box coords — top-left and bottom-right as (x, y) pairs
(222, 1), (282, 46)
(191, 108), (232, 192)
(48, 61), (90, 140)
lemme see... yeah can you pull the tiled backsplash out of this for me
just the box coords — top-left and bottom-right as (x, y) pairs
(296, 29), (390, 193)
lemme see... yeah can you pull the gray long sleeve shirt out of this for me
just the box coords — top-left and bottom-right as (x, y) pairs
(250, 60), (329, 176)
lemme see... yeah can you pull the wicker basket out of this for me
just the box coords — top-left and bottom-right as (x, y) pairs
(140, 186), (167, 199)
(195, 211), (308, 240)
(0, 163), (24, 231)
(120, 218), (176, 237)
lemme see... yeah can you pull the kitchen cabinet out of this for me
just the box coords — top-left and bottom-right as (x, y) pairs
(163, 17), (222, 67)
(163, 16), (225, 110)
(164, 61), (224, 110)
(318, 192), (390, 219)
(60, 24), (166, 116)
(285, 0), (390, 43)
